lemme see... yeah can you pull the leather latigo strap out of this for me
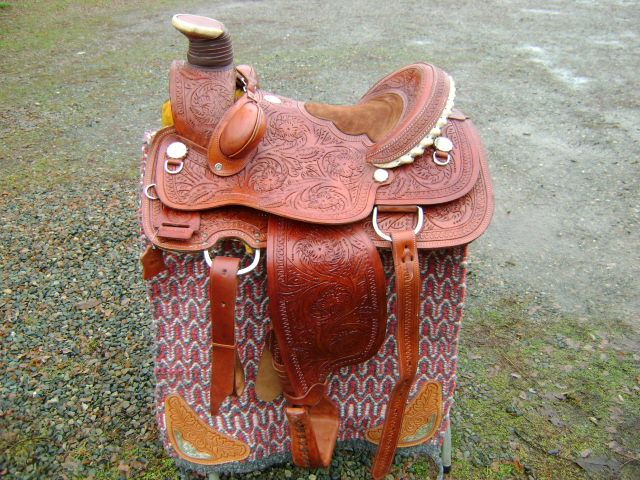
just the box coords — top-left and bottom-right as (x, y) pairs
(266, 217), (387, 468)
(209, 256), (244, 415)
(371, 230), (421, 479)
(235, 64), (259, 93)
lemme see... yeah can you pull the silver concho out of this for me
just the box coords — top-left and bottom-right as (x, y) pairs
(434, 136), (453, 153)
(373, 169), (389, 183)
(263, 94), (282, 104)
(166, 141), (188, 159)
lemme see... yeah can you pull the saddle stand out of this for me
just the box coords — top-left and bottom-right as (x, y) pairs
(140, 14), (493, 479)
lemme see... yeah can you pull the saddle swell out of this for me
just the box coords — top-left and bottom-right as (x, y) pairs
(141, 13), (494, 480)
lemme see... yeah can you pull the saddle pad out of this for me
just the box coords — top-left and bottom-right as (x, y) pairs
(146, 240), (467, 476)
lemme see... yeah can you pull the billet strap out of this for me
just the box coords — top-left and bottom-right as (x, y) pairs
(371, 230), (421, 479)
(209, 256), (244, 416)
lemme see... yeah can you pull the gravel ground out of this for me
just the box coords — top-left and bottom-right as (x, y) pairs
(1, 0), (638, 478)
(0, 184), (155, 477)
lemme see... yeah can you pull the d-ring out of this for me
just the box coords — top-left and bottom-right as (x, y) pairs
(433, 151), (451, 166)
(204, 248), (261, 276)
(144, 184), (159, 200)
(372, 206), (424, 242)
(164, 159), (184, 174)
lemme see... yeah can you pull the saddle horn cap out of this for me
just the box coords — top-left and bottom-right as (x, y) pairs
(172, 14), (225, 39)
(172, 14), (234, 67)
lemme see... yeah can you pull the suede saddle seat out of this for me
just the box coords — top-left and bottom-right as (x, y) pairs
(140, 13), (494, 480)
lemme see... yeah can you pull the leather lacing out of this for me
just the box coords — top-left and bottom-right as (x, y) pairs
(187, 32), (234, 67)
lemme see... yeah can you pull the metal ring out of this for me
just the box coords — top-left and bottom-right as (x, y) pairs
(204, 248), (261, 276)
(144, 184), (159, 200)
(432, 151), (451, 166)
(372, 206), (424, 242)
(164, 159), (184, 174)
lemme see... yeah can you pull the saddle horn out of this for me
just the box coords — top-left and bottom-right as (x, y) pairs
(172, 14), (233, 67)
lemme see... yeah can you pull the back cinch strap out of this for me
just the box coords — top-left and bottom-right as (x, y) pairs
(209, 256), (243, 416)
(371, 229), (421, 479)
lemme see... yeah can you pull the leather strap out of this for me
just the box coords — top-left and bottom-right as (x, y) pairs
(371, 230), (421, 479)
(286, 396), (340, 468)
(255, 330), (283, 402)
(209, 256), (242, 416)
(140, 245), (167, 280)
(236, 64), (259, 92)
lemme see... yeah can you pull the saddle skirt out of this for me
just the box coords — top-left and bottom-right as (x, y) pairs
(140, 13), (493, 480)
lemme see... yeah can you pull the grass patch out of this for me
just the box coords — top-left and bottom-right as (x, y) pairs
(1, 434), (45, 469)
(447, 296), (640, 479)
(93, 444), (179, 480)
(85, 337), (101, 354)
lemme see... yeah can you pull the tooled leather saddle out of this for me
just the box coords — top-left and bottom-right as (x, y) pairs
(140, 14), (493, 479)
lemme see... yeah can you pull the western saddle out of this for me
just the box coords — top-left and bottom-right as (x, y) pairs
(140, 14), (493, 479)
